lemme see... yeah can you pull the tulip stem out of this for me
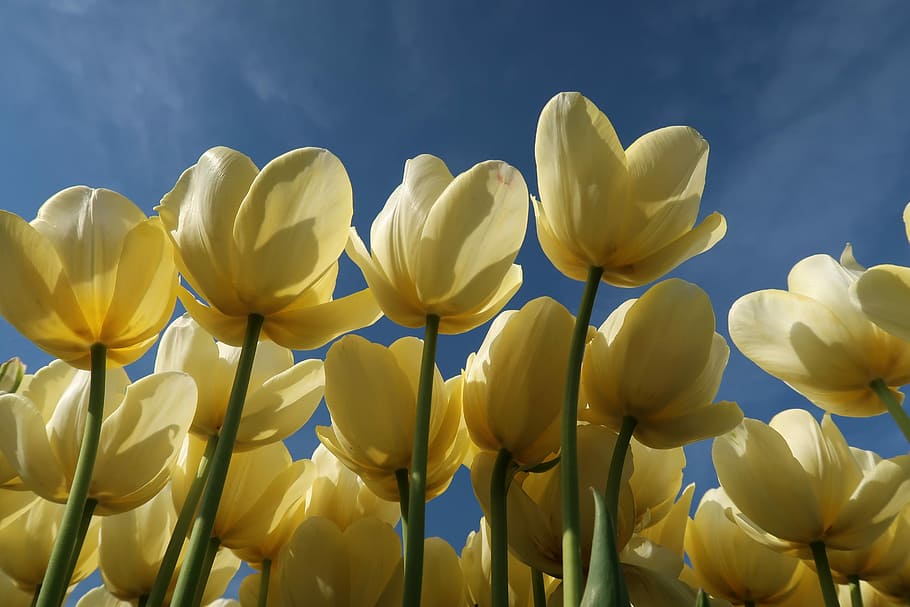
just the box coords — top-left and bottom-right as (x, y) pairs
(491, 448), (516, 607)
(396, 468), (410, 550)
(848, 575), (863, 607)
(809, 541), (841, 607)
(531, 568), (547, 607)
(29, 586), (39, 607)
(170, 315), (264, 607)
(402, 313), (441, 607)
(605, 416), (636, 520)
(191, 537), (221, 607)
(55, 498), (97, 605)
(258, 559), (272, 607)
(561, 265), (603, 607)
(870, 379), (910, 443)
(147, 434), (219, 607)
(35, 343), (106, 607)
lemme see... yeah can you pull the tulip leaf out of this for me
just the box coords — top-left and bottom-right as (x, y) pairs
(580, 488), (630, 607)
(521, 455), (561, 475)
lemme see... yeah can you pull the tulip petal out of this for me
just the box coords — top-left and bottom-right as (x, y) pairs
(91, 371), (196, 513)
(437, 264), (523, 335)
(416, 160), (528, 315)
(856, 264), (910, 343)
(636, 402), (743, 449)
(263, 287), (382, 350)
(713, 418), (822, 543)
(177, 287), (249, 347)
(600, 212), (726, 287)
(237, 359), (324, 447)
(0, 211), (91, 364)
(535, 91), (630, 266)
(831, 454), (910, 550)
(346, 227), (426, 327)
(157, 146), (257, 316)
(532, 196), (591, 281)
(233, 148), (353, 312)
(0, 394), (68, 500)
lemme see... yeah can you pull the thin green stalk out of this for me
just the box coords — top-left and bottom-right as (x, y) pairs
(531, 568), (547, 607)
(29, 586), (39, 607)
(147, 435), (219, 607)
(848, 575), (863, 607)
(871, 379), (910, 443)
(605, 416), (637, 519)
(396, 468), (409, 550)
(138, 596), (148, 607)
(36, 343), (106, 607)
(170, 315), (264, 607)
(190, 537), (221, 607)
(810, 541), (841, 607)
(561, 265), (603, 607)
(491, 448), (514, 607)
(402, 314), (441, 607)
(55, 498), (98, 605)
(258, 559), (272, 607)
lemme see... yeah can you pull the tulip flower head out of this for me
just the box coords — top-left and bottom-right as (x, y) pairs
(346, 154), (529, 333)
(157, 146), (381, 349)
(730, 246), (910, 416)
(533, 91), (726, 287)
(580, 278), (743, 448)
(0, 186), (178, 368)
(713, 409), (910, 552)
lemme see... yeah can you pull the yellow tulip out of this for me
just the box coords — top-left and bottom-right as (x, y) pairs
(628, 440), (686, 532)
(0, 186), (178, 368)
(0, 360), (196, 514)
(172, 437), (313, 565)
(277, 516), (402, 607)
(730, 246), (910, 416)
(713, 409), (910, 552)
(317, 335), (467, 501)
(470, 424), (635, 577)
(825, 501), (910, 584)
(379, 537), (469, 607)
(533, 91), (726, 287)
(0, 489), (99, 593)
(685, 488), (803, 604)
(346, 154), (528, 333)
(154, 314), (324, 446)
(461, 297), (574, 466)
(304, 444), (400, 531)
(0, 358), (25, 394)
(580, 279), (743, 448)
(0, 570), (32, 607)
(839, 580), (906, 607)
(156, 146), (380, 349)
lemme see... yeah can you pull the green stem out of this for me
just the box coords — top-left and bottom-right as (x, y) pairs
(29, 586), (39, 607)
(402, 314), (441, 607)
(36, 343), (106, 607)
(561, 265), (602, 607)
(491, 449), (514, 607)
(810, 541), (841, 607)
(138, 596), (149, 607)
(871, 379), (910, 443)
(848, 575), (863, 607)
(190, 537), (221, 607)
(258, 559), (271, 607)
(55, 498), (98, 605)
(531, 568), (547, 607)
(396, 468), (409, 551)
(146, 435), (219, 607)
(605, 416), (637, 519)
(170, 315), (264, 607)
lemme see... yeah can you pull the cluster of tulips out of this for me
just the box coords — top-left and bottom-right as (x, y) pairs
(2, 90), (910, 607)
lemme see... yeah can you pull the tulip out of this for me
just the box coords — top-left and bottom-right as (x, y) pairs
(825, 501), (910, 585)
(0, 360), (195, 514)
(461, 297), (573, 467)
(0, 357), (25, 394)
(0, 570), (32, 607)
(628, 440), (686, 532)
(346, 154), (528, 334)
(304, 444), (400, 531)
(154, 315), (324, 446)
(461, 518), (534, 607)
(379, 537), (469, 607)
(856, 202), (910, 340)
(278, 517), (402, 606)
(581, 278), (742, 449)
(157, 145), (381, 349)
(533, 91), (725, 288)
(714, 409), (910, 606)
(729, 246), (910, 418)
(685, 488), (803, 605)
(839, 580), (905, 607)
(317, 335), (466, 503)
(0, 489), (99, 595)
(0, 186), (178, 368)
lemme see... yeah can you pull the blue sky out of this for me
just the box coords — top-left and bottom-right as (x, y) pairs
(2, 0), (910, 602)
